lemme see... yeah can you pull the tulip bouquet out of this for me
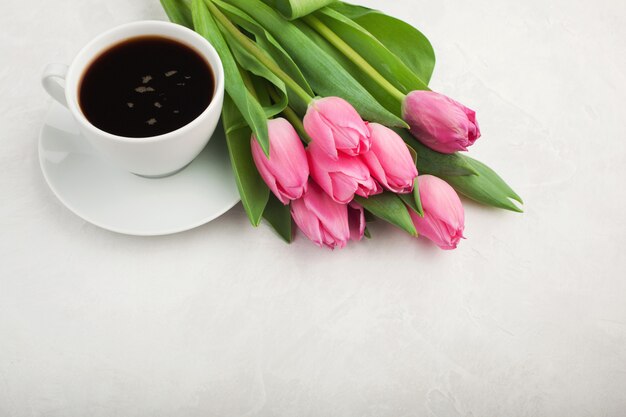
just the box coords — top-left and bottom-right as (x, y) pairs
(161, 0), (523, 249)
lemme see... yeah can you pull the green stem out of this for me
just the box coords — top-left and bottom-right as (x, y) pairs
(205, 0), (314, 105)
(283, 107), (311, 144)
(303, 14), (406, 103)
(267, 86), (311, 143)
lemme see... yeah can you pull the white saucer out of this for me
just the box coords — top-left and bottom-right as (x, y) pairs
(39, 102), (240, 236)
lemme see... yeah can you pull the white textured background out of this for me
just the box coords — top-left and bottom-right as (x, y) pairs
(1, 0), (626, 416)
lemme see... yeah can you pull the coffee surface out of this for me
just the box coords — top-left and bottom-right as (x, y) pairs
(79, 36), (214, 138)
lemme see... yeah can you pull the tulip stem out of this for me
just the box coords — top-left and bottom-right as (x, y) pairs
(267, 86), (311, 144)
(283, 106), (311, 144)
(206, 0), (314, 105)
(303, 14), (407, 104)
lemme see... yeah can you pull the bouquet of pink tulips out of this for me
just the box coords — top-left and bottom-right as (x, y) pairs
(161, 0), (523, 249)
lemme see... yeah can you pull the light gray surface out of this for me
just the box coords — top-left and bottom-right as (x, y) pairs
(1, 0), (625, 416)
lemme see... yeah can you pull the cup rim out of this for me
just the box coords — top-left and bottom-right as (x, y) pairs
(65, 20), (224, 144)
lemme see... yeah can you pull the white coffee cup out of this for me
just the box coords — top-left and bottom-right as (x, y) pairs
(41, 21), (224, 177)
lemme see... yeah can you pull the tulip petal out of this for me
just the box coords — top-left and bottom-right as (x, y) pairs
(303, 182), (350, 244)
(329, 173), (359, 204)
(291, 181), (350, 249)
(251, 138), (286, 204)
(303, 107), (341, 160)
(308, 141), (379, 204)
(291, 197), (325, 247)
(410, 175), (465, 250)
(313, 97), (369, 138)
(265, 119), (309, 186)
(304, 97), (371, 158)
(348, 202), (366, 241)
(362, 123), (418, 194)
(419, 175), (465, 229)
(411, 210), (461, 250)
(402, 91), (480, 154)
(355, 176), (383, 198)
(251, 118), (309, 205)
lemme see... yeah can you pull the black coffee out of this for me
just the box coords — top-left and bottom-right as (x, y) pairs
(79, 36), (214, 138)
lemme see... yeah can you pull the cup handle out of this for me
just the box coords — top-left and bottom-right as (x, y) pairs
(42, 63), (69, 108)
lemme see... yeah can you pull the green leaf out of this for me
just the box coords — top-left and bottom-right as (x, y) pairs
(216, 19), (289, 118)
(394, 128), (478, 177)
(331, 2), (436, 85)
(260, 0), (332, 20)
(363, 210), (377, 223)
(394, 130), (522, 213)
(398, 178), (423, 217)
(268, 0), (336, 19)
(292, 19), (407, 118)
(406, 142), (418, 164)
(222, 0), (407, 127)
(312, 8), (428, 115)
(398, 193), (417, 213)
(402, 145), (424, 217)
(262, 194), (293, 242)
(413, 178), (424, 216)
(192, 0), (271, 155)
(441, 156), (524, 213)
(292, 20), (391, 107)
(223, 94), (270, 226)
(354, 193), (417, 236)
(161, 0), (194, 28)
(212, 0), (313, 115)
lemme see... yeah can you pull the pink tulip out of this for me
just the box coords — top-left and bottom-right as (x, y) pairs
(410, 175), (465, 250)
(303, 96), (371, 159)
(361, 123), (418, 194)
(402, 90), (481, 154)
(251, 118), (309, 205)
(291, 180), (351, 249)
(348, 202), (366, 242)
(308, 141), (382, 204)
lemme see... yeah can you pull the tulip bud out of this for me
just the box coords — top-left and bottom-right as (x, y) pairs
(291, 180), (351, 249)
(402, 91), (480, 154)
(348, 202), (366, 241)
(303, 96), (371, 159)
(410, 175), (465, 250)
(308, 141), (382, 204)
(251, 118), (309, 205)
(361, 123), (418, 194)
